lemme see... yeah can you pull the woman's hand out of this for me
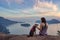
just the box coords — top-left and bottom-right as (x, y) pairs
(37, 27), (40, 30)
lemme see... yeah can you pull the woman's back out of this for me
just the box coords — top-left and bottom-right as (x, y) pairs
(39, 23), (48, 35)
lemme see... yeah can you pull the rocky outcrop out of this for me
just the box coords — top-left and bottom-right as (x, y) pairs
(0, 33), (60, 40)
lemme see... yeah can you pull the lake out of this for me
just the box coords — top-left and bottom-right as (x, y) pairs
(7, 23), (60, 36)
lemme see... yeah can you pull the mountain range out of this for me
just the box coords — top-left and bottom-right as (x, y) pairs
(0, 17), (18, 27)
(0, 16), (60, 27)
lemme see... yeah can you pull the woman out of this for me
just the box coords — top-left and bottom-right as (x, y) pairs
(37, 17), (48, 36)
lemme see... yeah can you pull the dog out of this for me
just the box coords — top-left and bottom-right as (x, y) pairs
(27, 24), (38, 37)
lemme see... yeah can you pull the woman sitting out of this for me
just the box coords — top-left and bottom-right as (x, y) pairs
(37, 17), (48, 36)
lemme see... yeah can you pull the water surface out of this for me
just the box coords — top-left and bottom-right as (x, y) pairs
(7, 23), (60, 36)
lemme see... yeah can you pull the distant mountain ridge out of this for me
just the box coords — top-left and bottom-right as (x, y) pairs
(47, 19), (60, 24)
(36, 19), (60, 24)
(0, 17), (18, 27)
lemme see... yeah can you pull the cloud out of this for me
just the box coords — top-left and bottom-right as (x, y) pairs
(54, 12), (60, 17)
(15, 0), (24, 4)
(33, 0), (58, 12)
(20, 7), (60, 17)
(1, 0), (59, 18)
(6, 0), (24, 8)
(6, 0), (24, 4)
(6, 0), (11, 8)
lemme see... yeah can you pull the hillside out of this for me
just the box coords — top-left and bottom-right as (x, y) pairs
(0, 17), (18, 27)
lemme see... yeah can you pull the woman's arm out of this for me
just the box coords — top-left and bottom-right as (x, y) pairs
(37, 27), (40, 30)
(46, 23), (48, 28)
(36, 23), (42, 30)
(39, 24), (43, 31)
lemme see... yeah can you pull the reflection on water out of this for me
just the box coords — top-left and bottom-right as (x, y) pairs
(7, 23), (60, 35)
(7, 23), (30, 35)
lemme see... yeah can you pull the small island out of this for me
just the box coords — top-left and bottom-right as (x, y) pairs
(21, 23), (30, 27)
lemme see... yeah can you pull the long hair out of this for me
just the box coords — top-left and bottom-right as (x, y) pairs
(41, 17), (46, 23)
(41, 17), (47, 26)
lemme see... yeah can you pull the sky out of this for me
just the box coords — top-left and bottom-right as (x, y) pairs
(0, 0), (60, 18)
